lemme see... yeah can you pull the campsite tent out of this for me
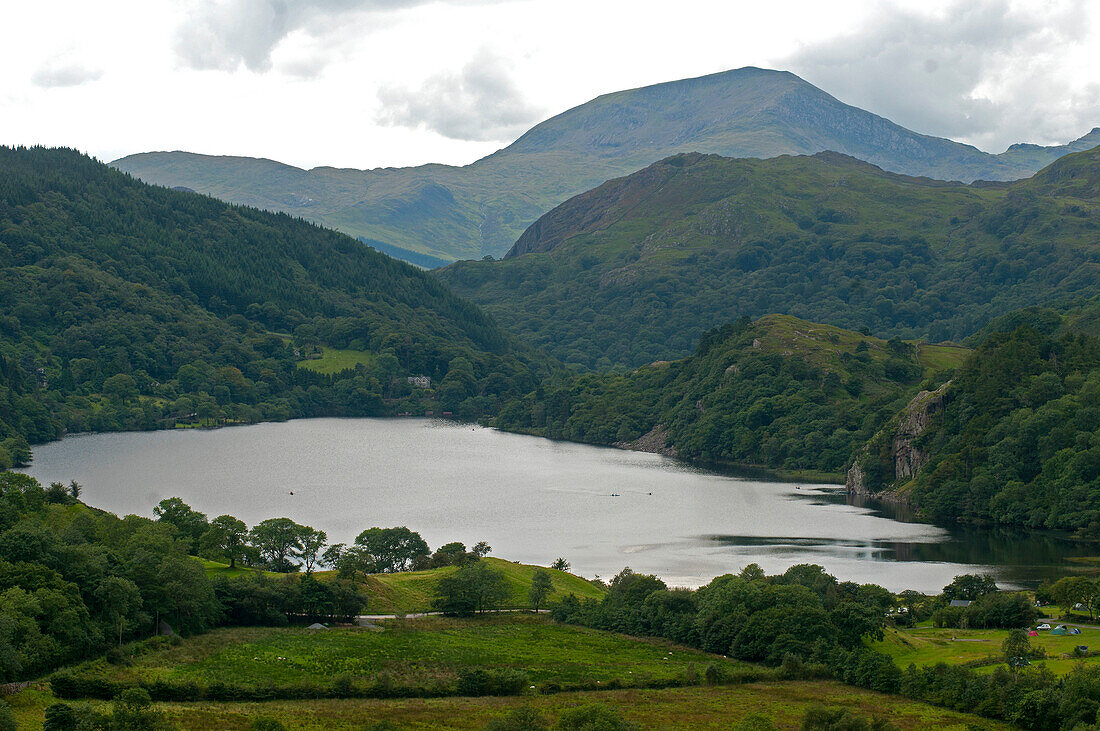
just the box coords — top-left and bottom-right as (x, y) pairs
(1069, 627), (1083, 635)
(1051, 626), (1068, 635)
(1028, 630), (1040, 637)
(307, 623), (328, 630)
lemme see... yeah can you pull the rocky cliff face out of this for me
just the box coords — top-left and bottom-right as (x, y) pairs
(846, 381), (951, 496)
(615, 424), (678, 457)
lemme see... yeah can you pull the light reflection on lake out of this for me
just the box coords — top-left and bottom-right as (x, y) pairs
(20, 418), (1094, 592)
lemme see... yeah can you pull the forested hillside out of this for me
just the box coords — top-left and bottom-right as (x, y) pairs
(113, 68), (1100, 262)
(494, 315), (968, 475)
(859, 308), (1100, 533)
(0, 147), (543, 465)
(441, 147), (1100, 369)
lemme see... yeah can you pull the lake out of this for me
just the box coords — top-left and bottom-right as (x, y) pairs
(20, 418), (1093, 592)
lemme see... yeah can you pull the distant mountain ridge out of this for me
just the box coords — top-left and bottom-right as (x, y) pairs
(112, 67), (1100, 262)
(439, 147), (1100, 369)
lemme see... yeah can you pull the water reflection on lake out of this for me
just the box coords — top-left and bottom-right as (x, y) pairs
(20, 418), (1094, 592)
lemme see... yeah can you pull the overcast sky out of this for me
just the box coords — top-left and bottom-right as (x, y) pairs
(2, 0), (1097, 170)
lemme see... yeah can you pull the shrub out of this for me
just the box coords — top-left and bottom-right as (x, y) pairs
(43, 703), (79, 731)
(112, 687), (166, 731)
(0, 701), (14, 731)
(250, 720), (288, 731)
(486, 707), (550, 731)
(555, 704), (636, 731)
(457, 668), (529, 696)
(801, 704), (899, 730)
(735, 714), (778, 731)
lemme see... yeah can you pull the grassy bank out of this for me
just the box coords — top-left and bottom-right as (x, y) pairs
(8, 680), (1008, 729)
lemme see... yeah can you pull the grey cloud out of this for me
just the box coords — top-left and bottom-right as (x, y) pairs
(782, 0), (1100, 151)
(175, 0), (507, 74)
(31, 60), (103, 89)
(376, 49), (542, 141)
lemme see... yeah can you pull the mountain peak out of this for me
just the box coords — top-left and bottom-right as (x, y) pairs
(113, 69), (1097, 262)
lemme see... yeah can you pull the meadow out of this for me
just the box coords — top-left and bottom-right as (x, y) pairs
(296, 347), (375, 376)
(71, 615), (739, 690)
(200, 557), (607, 613)
(871, 622), (1100, 676)
(11, 674), (1010, 730)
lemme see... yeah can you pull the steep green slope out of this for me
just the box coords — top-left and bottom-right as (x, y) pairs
(0, 147), (543, 463)
(112, 67), (1100, 262)
(858, 319), (1100, 533)
(441, 148), (1100, 369)
(494, 314), (967, 475)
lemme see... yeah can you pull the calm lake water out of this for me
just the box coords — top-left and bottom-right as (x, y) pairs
(20, 418), (1094, 592)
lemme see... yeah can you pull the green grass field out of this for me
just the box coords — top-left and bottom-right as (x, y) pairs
(871, 624), (1099, 676)
(7, 681), (1008, 730)
(354, 557), (606, 614)
(296, 347), (374, 375)
(71, 615), (743, 690)
(199, 558), (275, 580)
(198, 556), (606, 614)
(914, 342), (971, 372)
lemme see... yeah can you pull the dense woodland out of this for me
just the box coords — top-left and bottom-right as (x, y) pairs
(0, 472), (372, 683)
(440, 149), (1100, 369)
(495, 315), (958, 474)
(0, 147), (546, 465)
(902, 322), (1100, 532)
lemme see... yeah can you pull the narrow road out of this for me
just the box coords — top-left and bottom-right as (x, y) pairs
(355, 609), (549, 621)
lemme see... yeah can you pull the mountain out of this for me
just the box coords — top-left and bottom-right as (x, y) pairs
(493, 314), (968, 475)
(111, 67), (1100, 262)
(0, 146), (543, 466)
(439, 147), (1100, 369)
(847, 307), (1100, 533)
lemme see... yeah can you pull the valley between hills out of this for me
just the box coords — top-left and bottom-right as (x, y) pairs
(3, 59), (1100, 730)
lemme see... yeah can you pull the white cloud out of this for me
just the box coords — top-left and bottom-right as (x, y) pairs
(782, 0), (1100, 150)
(31, 58), (103, 89)
(173, 0), (510, 75)
(2, 0), (1097, 170)
(376, 48), (543, 141)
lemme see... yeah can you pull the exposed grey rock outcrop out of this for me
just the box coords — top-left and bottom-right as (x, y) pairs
(616, 424), (678, 457)
(846, 381), (951, 496)
(893, 381), (951, 480)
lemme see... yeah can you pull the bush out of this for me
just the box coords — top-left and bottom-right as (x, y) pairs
(0, 700), (14, 731)
(457, 668), (529, 696)
(485, 707), (550, 731)
(43, 703), (79, 731)
(555, 704), (636, 730)
(49, 670), (123, 700)
(801, 704), (898, 730)
(112, 687), (166, 731)
(250, 720), (288, 731)
(735, 714), (778, 731)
